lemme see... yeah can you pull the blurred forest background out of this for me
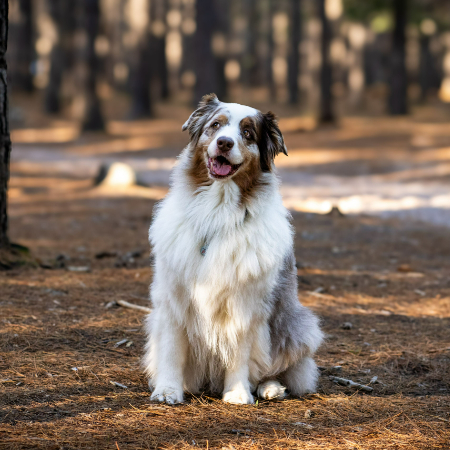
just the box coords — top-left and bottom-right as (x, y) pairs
(6, 0), (450, 128)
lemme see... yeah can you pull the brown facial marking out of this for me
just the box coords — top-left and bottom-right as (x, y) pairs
(187, 140), (212, 189)
(239, 116), (257, 141)
(184, 95), (226, 190)
(203, 113), (229, 139)
(187, 111), (232, 189)
(232, 115), (266, 205)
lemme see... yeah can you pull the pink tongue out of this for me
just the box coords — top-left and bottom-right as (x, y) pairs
(213, 160), (232, 176)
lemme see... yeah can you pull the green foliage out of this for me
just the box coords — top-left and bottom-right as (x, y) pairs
(343, 0), (450, 33)
(343, 0), (391, 22)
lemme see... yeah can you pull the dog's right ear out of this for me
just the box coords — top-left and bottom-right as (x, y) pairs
(182, 93), (220, 139)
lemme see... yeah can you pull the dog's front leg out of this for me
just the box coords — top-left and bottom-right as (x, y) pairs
(150, 311), (187, 404)
(222, 336), (254, 405)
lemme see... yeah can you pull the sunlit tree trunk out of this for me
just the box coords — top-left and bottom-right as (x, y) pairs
(0, 0), (11, 248)
(319, 0), (334, 122)
(288, 0), (301, 104)
(83, 0), (104, 131)
(389, 0), (407, 115)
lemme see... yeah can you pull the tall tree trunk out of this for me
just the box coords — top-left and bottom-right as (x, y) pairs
(129, 39), (152, 118)
(213, 0), (228, 100)
(241, 0), (256, 88)
(389, 0), (407, 115)
(266, 0), (276, 100)
(0, 0), (11, 248)
(45, 2), (76, 113)
(319, 0), (334, 122)
(150, 0), (168, 100)
(419, 34), (440, 101)
(194, 0), (219, 104)
(83, 0), (104, 131)
(288, 0), (301, 104)
(16, 0), (33, 92)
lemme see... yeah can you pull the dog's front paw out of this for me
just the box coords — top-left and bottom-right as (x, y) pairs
(223, 389), (254, 405)
(257, 380), (286, 400)
(150, 386), (184, 405)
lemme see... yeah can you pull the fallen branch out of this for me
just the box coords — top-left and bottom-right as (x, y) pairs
(117, 299), (152, 313)
(329, 376), (373, 392)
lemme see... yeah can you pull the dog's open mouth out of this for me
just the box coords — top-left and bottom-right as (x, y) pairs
(208, 156), (242, 178)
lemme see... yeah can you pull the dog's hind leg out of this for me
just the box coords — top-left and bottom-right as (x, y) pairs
(282, 356), (319, 396)
(257, 380), (287, 400)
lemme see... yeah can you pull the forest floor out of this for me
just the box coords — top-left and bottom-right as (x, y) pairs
(1, 100), (450, 449)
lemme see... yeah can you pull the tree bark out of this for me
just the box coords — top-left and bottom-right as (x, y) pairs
(82, 0), (104, 131)
(419, 35), (440, 101)
(266, 0), (276, 100)
(288, 0), (301, 104)
(194, 0), (219, 104)
(0, 0), (11, 248)
(15, 0), (34, 92)
(45, 2), (76, 113)
(150, 0), (168, 100)
(389, 0), (407, 115)
(319, 0), (334, 122)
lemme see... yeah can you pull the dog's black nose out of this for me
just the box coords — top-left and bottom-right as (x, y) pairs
(217, 136), (234, 152)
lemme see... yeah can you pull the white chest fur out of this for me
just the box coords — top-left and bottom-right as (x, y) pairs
(149, 169), (292, 359)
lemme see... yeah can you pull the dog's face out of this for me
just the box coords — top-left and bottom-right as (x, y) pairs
(182, 94), (287, 191)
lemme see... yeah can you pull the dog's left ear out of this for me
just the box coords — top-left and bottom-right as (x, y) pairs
(182, 93), (220, 140)
(258, 111), (288, 172)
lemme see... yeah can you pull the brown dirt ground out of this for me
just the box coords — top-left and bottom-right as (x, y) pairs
(1, 104), (450, 449)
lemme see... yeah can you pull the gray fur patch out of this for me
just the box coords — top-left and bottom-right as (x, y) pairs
(269, 251), (323, 368)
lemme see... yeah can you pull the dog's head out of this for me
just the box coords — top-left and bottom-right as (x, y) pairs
(182, 94), (287, 187)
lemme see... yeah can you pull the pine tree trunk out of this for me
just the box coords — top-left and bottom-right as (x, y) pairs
(389, 0), (407, 115)
(213, 0), (228, 100)
(266, 0), (276, 100)
(129, 40), (152, 118)
(150, 0), (168, 99)
(83, 0), (104, 131)
(45, 1), (76, 113)
(194, 0), (219, 104)
(16, 0), (33, 92)
(288, 0), (301, 104)
(241, 0), (256, 88)
(319, 0), (334, 122)
(0, 0), (11, 248)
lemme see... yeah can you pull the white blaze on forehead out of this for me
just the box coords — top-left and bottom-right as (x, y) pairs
(222, 102), (259, 124)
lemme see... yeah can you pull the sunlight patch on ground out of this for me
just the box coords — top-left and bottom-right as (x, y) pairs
(283, 193), (450, 215)
(11, 126), (80, 143)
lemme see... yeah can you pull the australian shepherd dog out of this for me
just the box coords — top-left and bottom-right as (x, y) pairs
(142, 94), (323, 404)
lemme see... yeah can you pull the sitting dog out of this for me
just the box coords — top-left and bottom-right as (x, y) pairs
(143, 94), (323, 404)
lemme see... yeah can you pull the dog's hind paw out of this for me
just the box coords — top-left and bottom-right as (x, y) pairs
(257, 380), (287, 400)
(150, 386), (184, 405)
(223, 388), (254, 405)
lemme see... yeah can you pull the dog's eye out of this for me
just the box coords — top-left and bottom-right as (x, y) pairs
(243, 129), (251, 138)
(212, 122), (220, 129)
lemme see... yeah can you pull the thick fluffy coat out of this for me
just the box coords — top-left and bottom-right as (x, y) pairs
(143, 94), (323, 404)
